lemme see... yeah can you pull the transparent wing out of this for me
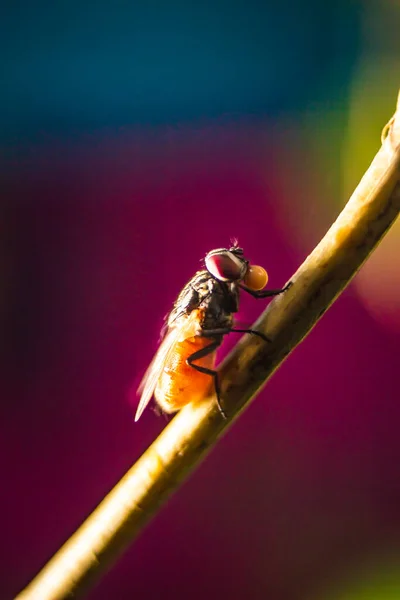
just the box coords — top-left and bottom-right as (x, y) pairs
(135, 327), (180, 422)
(135, 311), (200, 422)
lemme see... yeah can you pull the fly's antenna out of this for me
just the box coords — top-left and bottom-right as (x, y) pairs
(229, 238), (244, 256)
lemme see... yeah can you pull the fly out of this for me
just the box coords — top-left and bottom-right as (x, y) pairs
(135, 243), (291, 421)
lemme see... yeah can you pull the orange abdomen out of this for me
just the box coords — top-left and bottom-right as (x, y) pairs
(155, 335), (216, 413)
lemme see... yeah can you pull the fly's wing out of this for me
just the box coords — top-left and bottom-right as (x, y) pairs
(135, 326), (180, 422)
(135, 310), (201, 422)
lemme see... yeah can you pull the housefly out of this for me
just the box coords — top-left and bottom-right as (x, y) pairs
(135, 243), (291, 421)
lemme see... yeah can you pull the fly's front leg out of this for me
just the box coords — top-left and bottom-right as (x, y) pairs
(186, 339), (226, 419)
(239, 281), (292, 299)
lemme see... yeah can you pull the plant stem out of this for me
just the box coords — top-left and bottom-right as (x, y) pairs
(16, 91), (400, 600)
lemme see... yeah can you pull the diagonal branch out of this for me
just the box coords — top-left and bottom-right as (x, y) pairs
(16, 91), (400, 600)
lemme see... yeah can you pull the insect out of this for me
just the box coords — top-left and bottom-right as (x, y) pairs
(135, 244), (291, 421)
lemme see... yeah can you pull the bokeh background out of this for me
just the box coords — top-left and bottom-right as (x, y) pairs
(1, 1), (400, 599)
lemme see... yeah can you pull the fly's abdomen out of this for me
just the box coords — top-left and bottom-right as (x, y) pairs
(155, 336), (215, 413)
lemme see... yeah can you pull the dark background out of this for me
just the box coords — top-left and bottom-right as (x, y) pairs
(1, 1), (400, 598)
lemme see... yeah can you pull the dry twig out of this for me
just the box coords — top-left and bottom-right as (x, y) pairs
(16, 91), (400, 600)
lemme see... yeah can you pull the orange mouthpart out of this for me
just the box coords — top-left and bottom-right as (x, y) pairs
(244, 264), (268, 290)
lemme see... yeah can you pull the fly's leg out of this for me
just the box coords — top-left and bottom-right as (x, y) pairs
(186, 339), (226, 419)
(201, 327), (272, 343)
(229, 328), (271, 343)
(239, 281), (292, 298)
(191, 325), (273, 417)
(152, 404), (171, 421)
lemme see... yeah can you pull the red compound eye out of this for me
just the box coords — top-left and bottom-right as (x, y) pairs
(244, 265), (268, 290)
(205, 251), (245, 281)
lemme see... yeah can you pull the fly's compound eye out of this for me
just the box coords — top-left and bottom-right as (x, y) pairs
(243, 264), (268, 290)
(205, 250), (247, 282)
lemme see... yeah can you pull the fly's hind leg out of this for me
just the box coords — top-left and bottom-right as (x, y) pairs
(152, 404), (171, 421)
(186, 339), (226, 419)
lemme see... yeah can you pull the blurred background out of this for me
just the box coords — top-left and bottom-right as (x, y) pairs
(1, 1), (400, 598)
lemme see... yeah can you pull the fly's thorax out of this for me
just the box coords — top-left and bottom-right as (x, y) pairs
(200, 311), (233, 331)
(167, 270), (209, 327)
(167, 270), (240, 330)
(197, 277), (238, 329)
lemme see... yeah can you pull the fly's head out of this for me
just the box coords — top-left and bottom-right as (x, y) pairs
(205, 246), (249, 283)
(205, 245), (269, 291)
